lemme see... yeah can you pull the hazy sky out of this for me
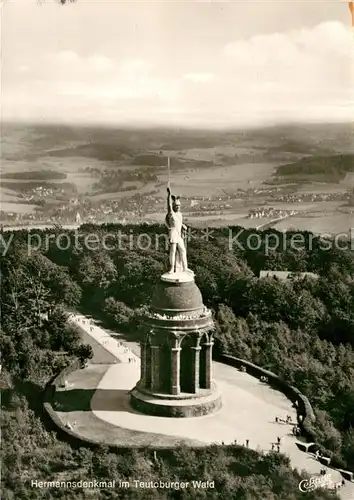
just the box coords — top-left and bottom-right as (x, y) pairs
(2, 0), (353, 127)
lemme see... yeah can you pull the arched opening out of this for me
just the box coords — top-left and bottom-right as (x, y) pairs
(199, 333), (208, 389)
(159, 343), (171, 393)
(180, 335), (194, 393)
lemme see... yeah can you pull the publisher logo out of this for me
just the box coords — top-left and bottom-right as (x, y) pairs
(298, 474), (333, 492)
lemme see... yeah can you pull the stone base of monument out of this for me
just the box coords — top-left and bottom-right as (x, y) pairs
(130, 383), (222, 418)
(160, 270), (195, 284)
(131, 269), (222, 418)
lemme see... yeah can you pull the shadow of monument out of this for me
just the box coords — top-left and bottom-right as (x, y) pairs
(55, 388), (138, 414)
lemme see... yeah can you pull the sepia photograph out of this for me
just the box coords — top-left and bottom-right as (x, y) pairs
(1, 1), (354, 499)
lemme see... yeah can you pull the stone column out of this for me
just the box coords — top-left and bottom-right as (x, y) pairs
(191, 346), (201, 393)
(170, 347), (181, 395)
(204, 342), (213, 389)
(140, 342), (147, 387)
(150, 345), (160, 392)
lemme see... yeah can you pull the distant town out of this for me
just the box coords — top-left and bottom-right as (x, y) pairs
(2, 183), (353, 230)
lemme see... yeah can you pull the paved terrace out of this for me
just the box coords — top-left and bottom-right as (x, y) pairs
(66, 313), (353, 499)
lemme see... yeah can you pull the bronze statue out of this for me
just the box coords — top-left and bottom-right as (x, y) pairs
(165, 187), (191, 274)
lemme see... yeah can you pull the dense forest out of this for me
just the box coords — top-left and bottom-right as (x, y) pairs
(275, 154), (354, 182)
(2, 222), (353, 499)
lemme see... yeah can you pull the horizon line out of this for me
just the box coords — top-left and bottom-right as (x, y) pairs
(2, 118), (353, 132)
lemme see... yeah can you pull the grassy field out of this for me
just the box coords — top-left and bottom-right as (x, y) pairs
(275, 213), (354, 234)
(1, 201), (38, 214)
(159, 162), (278, 197)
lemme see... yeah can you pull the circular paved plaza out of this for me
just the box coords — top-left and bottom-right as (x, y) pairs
(93, 360), (296, 449)
(56, 314), (354, 499)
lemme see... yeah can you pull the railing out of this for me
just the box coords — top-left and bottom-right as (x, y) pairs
(217, 354), (353, 480)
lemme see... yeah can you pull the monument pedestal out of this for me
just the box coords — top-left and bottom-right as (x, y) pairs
(160, 270), (195, 283)
(130, 272), (222, 418)
(131, 383), (222, 418)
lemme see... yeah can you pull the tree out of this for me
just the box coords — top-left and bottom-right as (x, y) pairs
(77, 252), (117, 289)
(74, 344), (94, 366)
(104, 298), (134, 328)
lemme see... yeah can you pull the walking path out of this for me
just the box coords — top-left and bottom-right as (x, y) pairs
(68, 313), (140, 365)
(68, 312), (353, 499)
